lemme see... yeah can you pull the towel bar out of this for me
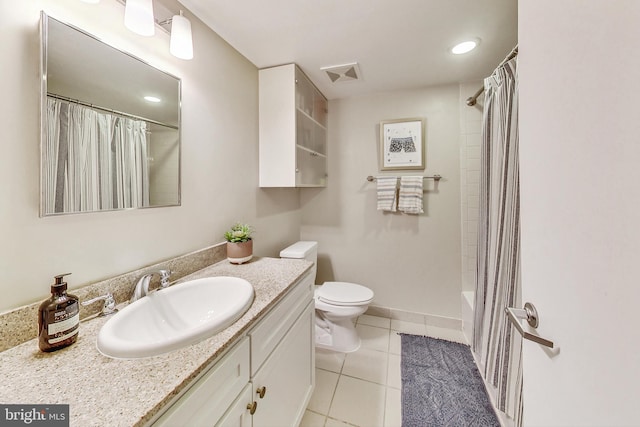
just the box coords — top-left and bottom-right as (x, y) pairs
(367, 174), (442, 182)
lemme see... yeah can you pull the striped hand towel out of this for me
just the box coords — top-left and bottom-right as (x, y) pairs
(376, 176), (398, 212)
(398, 176), (424, 214)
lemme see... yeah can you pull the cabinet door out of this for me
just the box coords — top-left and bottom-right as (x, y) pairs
(216, 385), (253, 427)
(295, 69), (317, 121)
(296, 147), (327, 187)
(249, 273), (314, 376)
(294, 67), (327, 188)
(312, 92), (328, 128)
(152, 338), (250, 427)
(295, 68), (327, 128)
(252, 303), (315, 427)
(296, 110), (326, 155)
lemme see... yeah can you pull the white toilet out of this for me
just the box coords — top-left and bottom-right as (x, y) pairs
(280, 241), (374, 353)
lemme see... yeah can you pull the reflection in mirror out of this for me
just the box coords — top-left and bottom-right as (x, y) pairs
(40, 13), (181, 216)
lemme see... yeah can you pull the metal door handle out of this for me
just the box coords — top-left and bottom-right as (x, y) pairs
(505, 302), (554, 348)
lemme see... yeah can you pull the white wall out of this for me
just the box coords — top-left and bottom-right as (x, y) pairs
(300, 85), (462, 319)
(0, 0), (301, 312)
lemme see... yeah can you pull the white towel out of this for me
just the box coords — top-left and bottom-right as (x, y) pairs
(376, 176), (398, 212)
(398, 176), (424, 214)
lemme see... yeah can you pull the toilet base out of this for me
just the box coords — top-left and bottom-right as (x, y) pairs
(314, 315), (361, 353)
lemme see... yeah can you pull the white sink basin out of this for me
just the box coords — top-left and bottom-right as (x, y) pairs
(97, 276), (254, 359)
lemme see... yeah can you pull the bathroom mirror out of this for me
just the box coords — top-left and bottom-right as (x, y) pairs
(40, 12), (181, 216)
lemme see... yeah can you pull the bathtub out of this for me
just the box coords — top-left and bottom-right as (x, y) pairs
(461, 291), (475, 345)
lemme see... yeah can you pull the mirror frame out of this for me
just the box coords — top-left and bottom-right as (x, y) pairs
(39, 11), (182, 217)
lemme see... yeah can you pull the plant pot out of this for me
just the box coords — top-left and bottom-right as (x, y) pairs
(226, 240), (253, 264)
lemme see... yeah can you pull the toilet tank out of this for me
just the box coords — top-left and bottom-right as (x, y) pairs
(280, 241), (318, 282)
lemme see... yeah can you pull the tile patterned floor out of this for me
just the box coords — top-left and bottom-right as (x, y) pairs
(300, 314), (467, 427)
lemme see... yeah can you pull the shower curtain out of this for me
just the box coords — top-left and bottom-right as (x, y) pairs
(472, 56), (523, 425)
(44, 97), (150, 214)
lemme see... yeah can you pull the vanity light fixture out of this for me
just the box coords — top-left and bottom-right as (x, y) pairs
(451, 39), (479, 55)
(169, 11), (194, 60)
(147, 8), (194, 60)
(87, 0), (194, 60)
(124, 0), (155, 37)
(143, 96), (161, 103)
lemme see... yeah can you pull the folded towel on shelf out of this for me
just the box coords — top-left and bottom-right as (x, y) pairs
(398, 176), (424, 214)
(376, 176), (398, 212)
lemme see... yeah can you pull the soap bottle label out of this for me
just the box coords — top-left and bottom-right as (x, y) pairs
(48, 306), (79, 344)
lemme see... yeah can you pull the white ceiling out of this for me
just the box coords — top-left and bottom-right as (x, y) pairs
(179, 0), (518, 100)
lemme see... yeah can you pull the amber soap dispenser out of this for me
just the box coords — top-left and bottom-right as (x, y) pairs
(38, 273), (80, 352)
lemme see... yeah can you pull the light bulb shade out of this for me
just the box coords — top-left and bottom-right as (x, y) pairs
(124, 0), (155, 37)
(170, 14), (193, 60)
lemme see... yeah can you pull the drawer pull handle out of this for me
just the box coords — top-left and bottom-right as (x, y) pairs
(247, 401), (257, 415)
(256, 386), (267, 399)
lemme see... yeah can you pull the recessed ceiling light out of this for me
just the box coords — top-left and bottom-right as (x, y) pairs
(451, 40), (479, 55)
(144, 96), (161, 103)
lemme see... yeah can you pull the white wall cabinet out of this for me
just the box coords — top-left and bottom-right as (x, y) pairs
(150, 272), (315, 427)
(259, 64), (328, 187)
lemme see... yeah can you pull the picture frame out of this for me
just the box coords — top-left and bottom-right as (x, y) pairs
(379, 118), (425, 171)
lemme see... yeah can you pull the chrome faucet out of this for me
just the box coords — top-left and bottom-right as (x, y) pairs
(130, 269), (172, 303)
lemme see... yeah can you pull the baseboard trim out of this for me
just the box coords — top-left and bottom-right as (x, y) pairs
(365, 305), (462, 330)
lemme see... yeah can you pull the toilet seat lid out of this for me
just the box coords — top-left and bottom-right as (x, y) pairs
(317, 282), (374, 306)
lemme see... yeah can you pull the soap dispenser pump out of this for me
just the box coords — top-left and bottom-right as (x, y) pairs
(38, 273), (80, 352)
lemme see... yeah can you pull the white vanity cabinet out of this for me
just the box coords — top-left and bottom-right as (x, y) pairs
(150, 272), (315, 427)
(250, 305), (314, 426)
(248, 279), (315, 427)
(216, 384), (253, 427)
(259, 63), (328, 188)
(151, 337), (251, 426)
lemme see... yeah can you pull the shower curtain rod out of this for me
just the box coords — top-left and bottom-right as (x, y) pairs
(465, 46), (518, 107)
(46, 93), (179, 130)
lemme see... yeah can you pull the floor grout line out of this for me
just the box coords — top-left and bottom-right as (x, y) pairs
(325, 367), (340, 424)
(304, 315), (467, 427)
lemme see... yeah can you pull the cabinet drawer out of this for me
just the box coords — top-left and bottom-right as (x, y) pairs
(249, 272), (314, 375)
(152, 337), (250, 427)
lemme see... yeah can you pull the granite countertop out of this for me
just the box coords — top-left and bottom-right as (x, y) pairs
(0, 257), (311, 427)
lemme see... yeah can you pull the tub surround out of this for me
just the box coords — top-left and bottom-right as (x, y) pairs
(461, 291), (475, 345)
(0, 243), (228, 352)
(0, 257), (312, 427)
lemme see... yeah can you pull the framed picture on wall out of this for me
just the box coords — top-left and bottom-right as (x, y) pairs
(379, 118), (425, 170)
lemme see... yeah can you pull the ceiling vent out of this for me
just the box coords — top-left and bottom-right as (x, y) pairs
(321, 63), (362, 83)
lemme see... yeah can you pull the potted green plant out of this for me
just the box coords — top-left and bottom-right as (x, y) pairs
(224, 223), (254, 264)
